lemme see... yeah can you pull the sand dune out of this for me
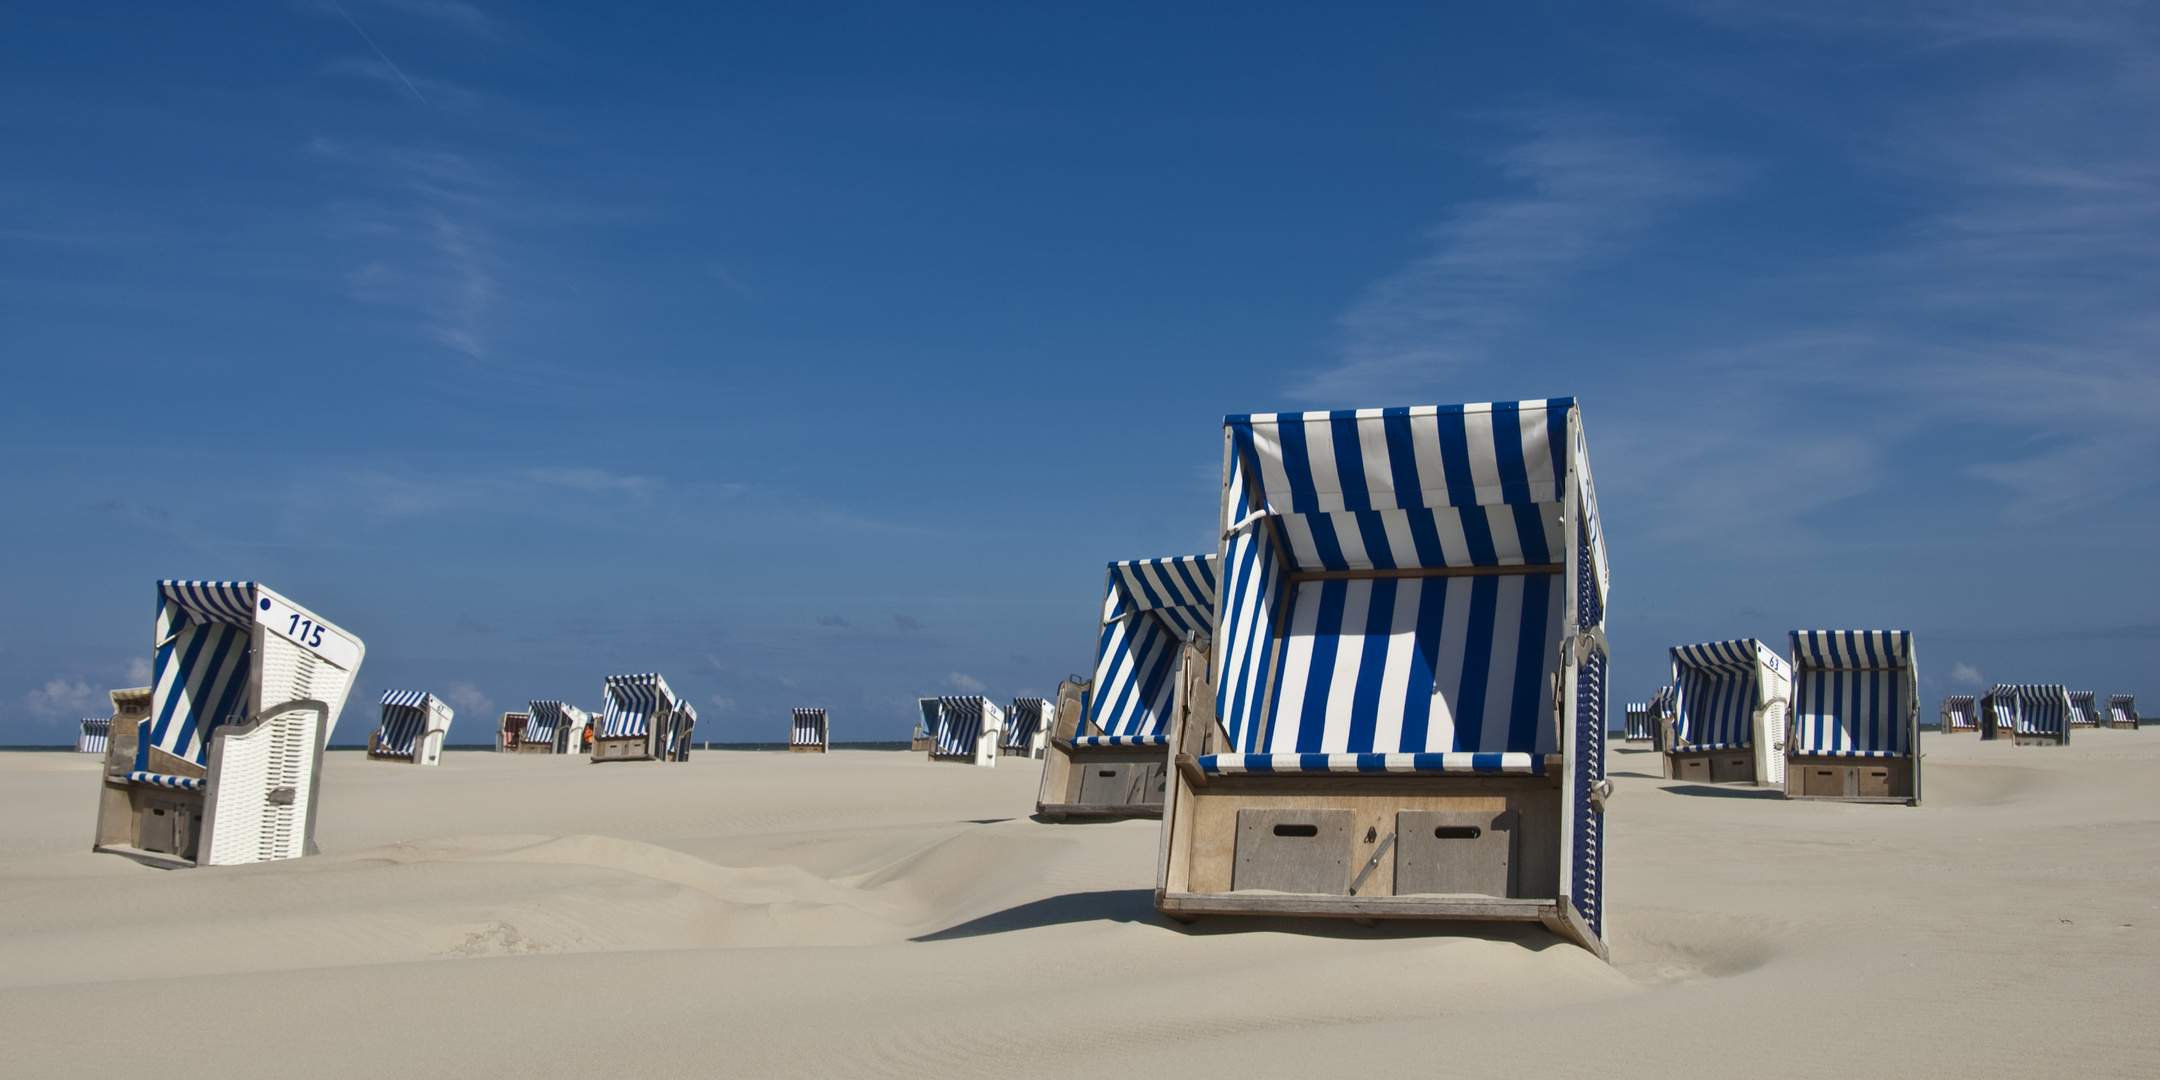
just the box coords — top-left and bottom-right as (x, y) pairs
(1, 733), (2153, 1079)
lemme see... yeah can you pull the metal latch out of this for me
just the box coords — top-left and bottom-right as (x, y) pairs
(267, 786), (296, 805)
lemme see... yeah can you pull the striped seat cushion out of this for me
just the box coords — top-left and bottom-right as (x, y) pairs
(1070, 734), (1170, 747)
(1198, 752), (1545, 775)
(129, 771), (205, 791)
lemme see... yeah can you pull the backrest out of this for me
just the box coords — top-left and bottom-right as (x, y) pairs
(1788, 631), (1915, 756)
(934, 696), (993, 755)
(1671, 639), (1785, 750)
(792, 708), (826, 744)
(377, 691), (450, 755)
(1623, 704), (1651, 738)
(1004, 698), (1050, 747)
(1212, 401), (1606, 757)
(2108, 694), (2135, 722)
(147, 581), (362, 770)
(601, 674), (675, 738)
(2068, 691), (2099, 725)
(1941, 695), (1977, 728)
(1087, 555), (1218, 739)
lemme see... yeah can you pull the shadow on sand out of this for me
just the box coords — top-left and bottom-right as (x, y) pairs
(914, 889), (1566, 952)
(1660, 784), (1785, 800)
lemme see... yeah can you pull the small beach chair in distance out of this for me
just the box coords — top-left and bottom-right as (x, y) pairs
(1001, 698), (1050, 759)
(1980, 684), (2073, 745)
(1038, 555), (1218, 820)
(912, 698), (938, 752)
(1623, 704), (1652, 743)
(1786, 631), (1920, 804)
(93, 581), (365, 867)
(1666, 640), (1792, 787)
(1940, 696), (1979, 734)
(78, 717), (110, 754)
(2106, 695), (2137, 730)
(2068, 691), (2102, 728)
(665, 700), (696, 760)
(370, 691), (454, 765)
(1156, 400), (1614, 959)
(928, 696), (1002, 767)
(1647, 685), (1676, 752)
(791, 708), (829, 752)
(498, 711), (529, 751)
(593, 673), (686, 762)
(522, 701), (589, 755)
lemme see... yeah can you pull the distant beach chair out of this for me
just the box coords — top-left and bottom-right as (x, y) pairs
(1155, 400), (1613, 959)
(911, 698), (938, 752)
(1623, 703), (1653, 743)
(791, 708), (829, 752)
(927, 695), (1003, 767)
(1037, 555), (1217, 820)
(2068, 691), (2102, 728)
(1980, 684), (2073, 745)
(92, 581), (365, 867)
(369, 691), (453, 765)
(498, 711), (529, 751)
(1001, 698), (1050, 759)
(1940, 696), (1979, 734)
(593, 674), (691, 762)
(2106, 694), (2138, 730)
(78, 717), (110, 755)
(519, 701), (589, 755)
(1785, 631), (1920, 804)
(1648, 685), (1676, 752)
(1666, 639), (1792, 787)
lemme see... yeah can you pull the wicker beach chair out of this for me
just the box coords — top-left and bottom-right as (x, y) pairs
(791, 708), (829, 752)
(593, 674), (691, 762)
(78, 717), (110, 755)
(911, 698), (937, 752)
(1155, 399), (1613, 959)
(518, 702), (588, 755)
(1785, 631), (1919, 804)
(2068, 691), (2102, 728)
(1001, 698), (1050, 759)
(1980, 684), (2073, 745)
(369, 691), (453, 765)
(926, 696), (1003, 767)
(1939, 695), (1979, 734)
(2106, 694), (2138, 730)
(1623, 703), (1653, 743)
(1666, 640), (1791, 787)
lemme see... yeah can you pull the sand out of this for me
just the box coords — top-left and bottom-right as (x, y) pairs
(1, 732), (2154, 1079)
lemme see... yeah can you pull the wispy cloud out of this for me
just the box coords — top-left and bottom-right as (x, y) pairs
(1298, 110), (1736, 400)
(315, 140), (503, 358)
(947, 671), (985, 693)
(443, 681), (493, 715)
(25, 678), (102, 720)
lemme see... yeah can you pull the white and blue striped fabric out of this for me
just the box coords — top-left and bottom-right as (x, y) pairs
(933, 696), (990, 756)
(127, 770), (204, 791)
(524, 701), (586, 746)
(1941, 695), (1978, 731)
(1086, 555), (1218, 748)
(145, 581), (260, 772)
(601, 674), (675, 739)
(2108, 695), (2137, 726)
(1788, 631), (1915, 757)
(1985, 684), (2073, 738)
(792, 708), (827, 746)
(1003, 698), (1049, 750)
(1203, 401), (1606, 776)
(1670, 640), (1779, 751)
(1623, 704), (1652, 740)
(375, 690), (437, 757)
(2068, 691), (2101, 727)
(78, 718), (110, 754)
(1649, 685), (1675, 719)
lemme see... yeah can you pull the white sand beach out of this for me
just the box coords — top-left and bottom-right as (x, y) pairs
(2, 732), (2154, 1079)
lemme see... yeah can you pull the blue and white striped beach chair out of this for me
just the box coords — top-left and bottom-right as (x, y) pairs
(1980, 684), (2073, 745)
(78, 717), (110, 754)
(1940, 695), (1979, 734)
(91, 582), (365, 867)
(912, 698), (939, 752)
(1001, 697), (1050, 759)
(926, 695), (1003, 767)
(1666, 639), (1791, 787)
(1155, 400), (1613, 959)
(593, 673), (690, 762)
(2068, 691), (2101, 728)
(1037, 555), (1218, 819)
(1786, 631), (1919, 803)
(1623, 704), (1653, 743)
(2106, 694), (2138, 730)
(519, 701), (589, 755)
(370, 691), (454, 765)
(791, 708), (829, 752)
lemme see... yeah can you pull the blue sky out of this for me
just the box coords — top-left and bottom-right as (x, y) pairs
(3, 1), (2153, 743)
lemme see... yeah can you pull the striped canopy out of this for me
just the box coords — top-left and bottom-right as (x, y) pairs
(79, 717), (111, 754)
(2068, 691), (2101, 726)
(601, 673), (676, 739)
(376, 690), (450, 757)
(1623, 704), (1653, 740)
(932, 696), (998, 756)
(1984, 684), (2072, 737)
(1941, 695), (1979, 730)
(1003, 698), (1049, 749)
(1206, 400), (1607, 776)
(525, 701), (587, 744)
(1788, 631), (1916, 757)
(148, 581), (260, 768)
(2108, 695), (2137, 725)
(1085, 555), (1218, 747)
(792, 708), (827, 745)
(1671, 639), (1786, 751)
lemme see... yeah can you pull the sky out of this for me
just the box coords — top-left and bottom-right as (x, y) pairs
(1, 1), (2153, 744)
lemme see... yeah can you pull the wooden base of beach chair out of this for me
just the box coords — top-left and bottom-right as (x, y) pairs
(591, 737), (655, 762)
(1784, 756), (1915, 804)
(1035, 743), (1168, 820)
(790, 743), (827, 753)
(2013, 734), (2068, 746)
(910, 736), (932, 752)
(1663, 749), (1759, 784)
(1153, 889), (1605, 960)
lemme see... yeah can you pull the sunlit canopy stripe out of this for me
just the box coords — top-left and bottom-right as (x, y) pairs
(1984, 684), (2073, 737)
(1002, 698), (1049, 749)
(792, 708), (827, 746)
(1671, 639), (1779, 751)
(601, 673), (675, 739)
(1788, 631), (1915, 757)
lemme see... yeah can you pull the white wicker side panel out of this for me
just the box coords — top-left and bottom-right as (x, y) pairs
(1760, 700), (1788, 787)
(975, 702), (1004, 768)
(203, 706), (317, 864)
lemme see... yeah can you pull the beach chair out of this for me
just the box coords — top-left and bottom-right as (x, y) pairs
(520, 701), (589, 755)
(2068, 691), (2102, 728)
(1037, 555), (1218, 820)
(1155, 400), (1613, 959)
(791, 708), (829, 752)
(1001, 698), (1051, 758)
(1647, 685), (1676, 752)
(912, 699), (938, 752)
(78, 717), (111, 754)
(1622, 704), (1652, 743)
(1980, 684), (2072, 745)
(2106, 695), (2138, 730)
(1940, 696), (1979, 734)
(369, 691), (453, 765)
(1666, 640), (1791, 787)
(92, 581), (365, 868)
(498, 711), (529, 751)
(592, 673), (688, 762)
(1785, 631), (1919, 804)
(927, 696), (1003, 767)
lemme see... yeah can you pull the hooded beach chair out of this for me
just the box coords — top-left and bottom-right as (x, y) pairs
(791, 708), (829, 752)
(593, 673), (688, 762)
(78, 717), (111, 754)
(92, 581), (365, 868)
(498, 711), (529, 751)
(1785, 631), (1919, 804)
(2068, 691), (2102, 728)
(522, 701), (589, 755)
(1646, 685), (1676, 751)
(1002, 698), (1051, 758)
(1666, 640), (1792, 787)
(1037, 555), (1218, 820)
(1155, 400), (1614, 959)
(2107, 694), (2138, 730)
(1980, 684), (2072, 745)
(1940, 696), (1979, 734)
(926, 696), (1003, 767)
(912, 698), (938, 752)
(370, 691), (453, 765)
(1623, 704), (1652, 743)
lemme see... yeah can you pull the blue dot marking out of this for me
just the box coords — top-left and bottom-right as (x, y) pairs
(259, 598), (272, 611)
